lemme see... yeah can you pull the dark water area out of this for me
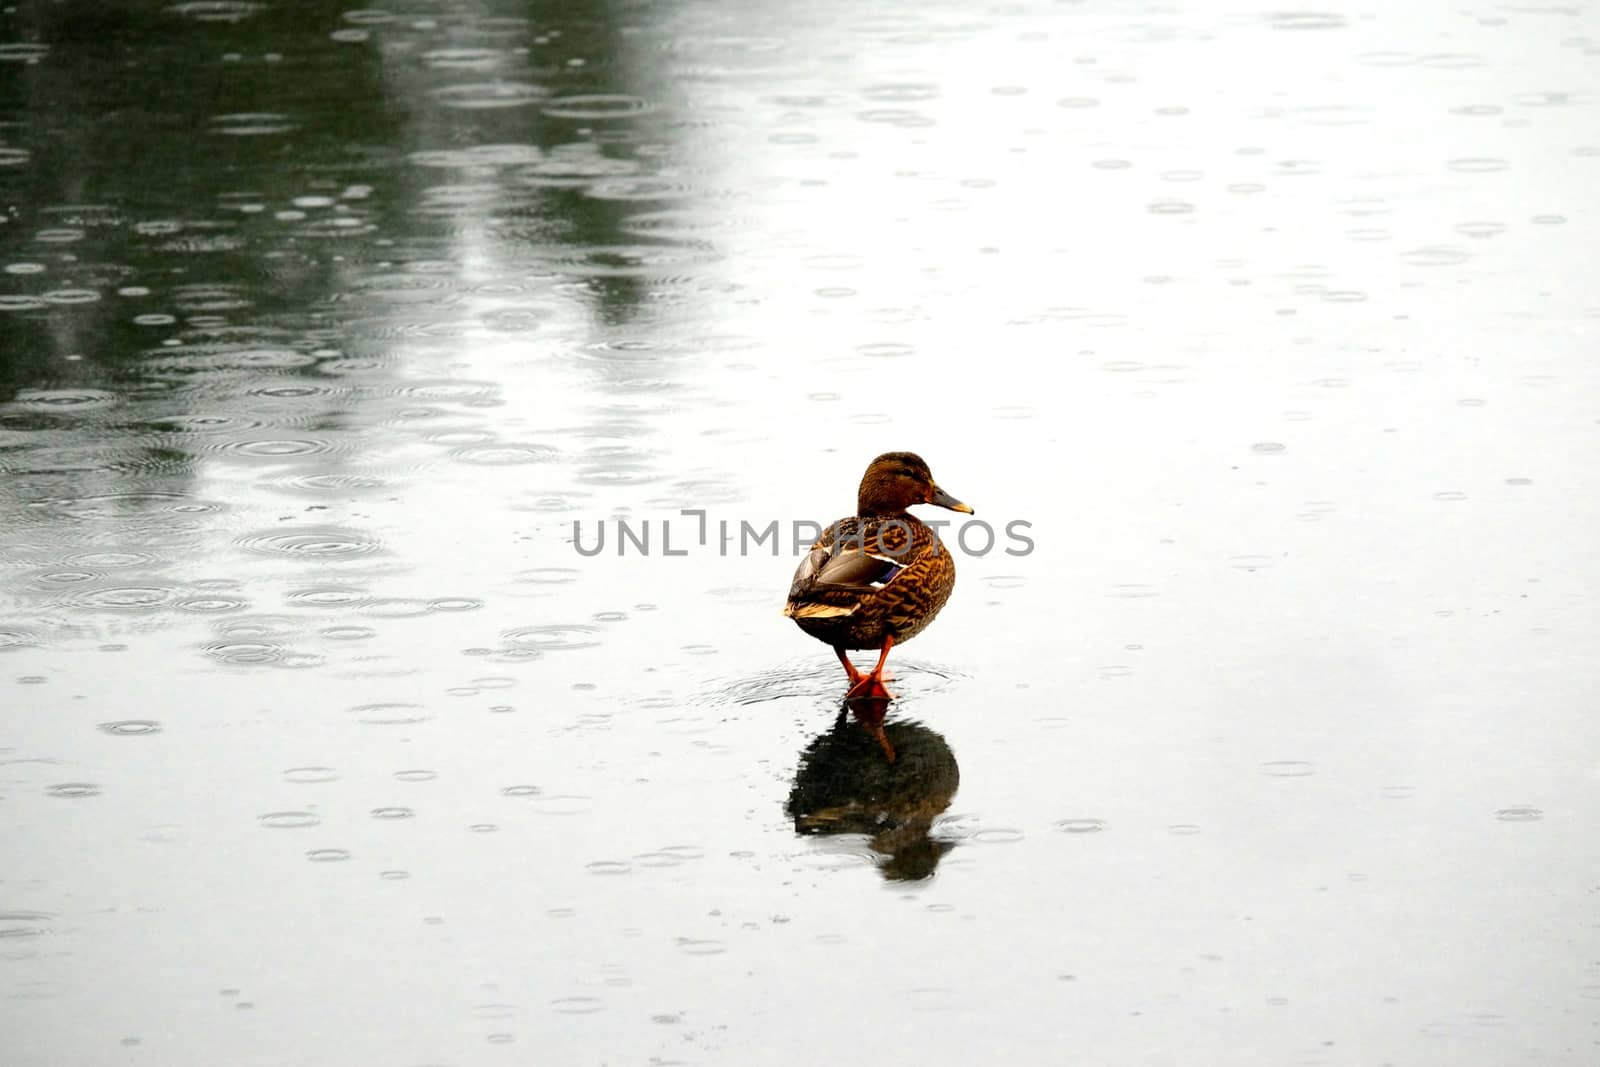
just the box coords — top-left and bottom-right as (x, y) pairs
(2, 2), (1598, 1064)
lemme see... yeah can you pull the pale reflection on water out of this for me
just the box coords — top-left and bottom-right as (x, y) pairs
(1, 0), (1598, 1063)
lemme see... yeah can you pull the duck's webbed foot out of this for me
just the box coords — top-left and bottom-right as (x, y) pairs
(842, 634), (895, 702)
(844, 673), (893, 702)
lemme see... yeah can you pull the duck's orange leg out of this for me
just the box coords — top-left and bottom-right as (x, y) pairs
(833, 646), (864, 686)
(844, 635), (895, 702)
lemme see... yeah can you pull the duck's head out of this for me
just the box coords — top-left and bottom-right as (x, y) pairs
(857, 452), (974, 517)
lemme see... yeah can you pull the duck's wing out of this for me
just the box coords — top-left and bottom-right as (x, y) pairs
(785, 539), (908, 617)
(796, 544), (907, 595)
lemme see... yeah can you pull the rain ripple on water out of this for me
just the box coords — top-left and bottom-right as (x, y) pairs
(432, 83), (548, 110)
(45, 783), (101, 799)
(1494, 806), (1543, 822)
(351, 703), (430, 726)
(98, 720), (162, 736)
(235, 528), (383, 558)
(502, 625), (601, 652)
(542, 94), (656, 120)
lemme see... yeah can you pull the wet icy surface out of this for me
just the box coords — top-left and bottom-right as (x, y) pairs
(1, 1), (1598, 1063)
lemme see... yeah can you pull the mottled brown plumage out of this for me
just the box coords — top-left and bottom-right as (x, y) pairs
(783, 453), (972, 754)
(784, 513), (955, 650)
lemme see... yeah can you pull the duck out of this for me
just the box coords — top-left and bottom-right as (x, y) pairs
(783, 452), (973, 752)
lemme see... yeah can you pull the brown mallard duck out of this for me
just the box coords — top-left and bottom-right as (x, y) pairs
(783, 452), (973, 729)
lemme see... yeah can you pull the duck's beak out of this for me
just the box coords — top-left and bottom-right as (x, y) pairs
(929, 486), (974, 514)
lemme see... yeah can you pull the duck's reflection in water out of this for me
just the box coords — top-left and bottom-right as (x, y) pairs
(785, 706), (960, 881)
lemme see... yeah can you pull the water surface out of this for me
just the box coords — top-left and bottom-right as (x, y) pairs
(1, 1), (1597, 1064)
